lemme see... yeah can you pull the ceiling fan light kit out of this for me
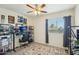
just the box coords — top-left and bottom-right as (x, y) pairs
(26, 4), (47, 15)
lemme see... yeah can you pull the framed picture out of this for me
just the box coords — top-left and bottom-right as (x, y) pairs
(1, 15), (5, 24)
(1, 15), (5, 19)
(8, 16), (15, 24)
(18, 16), (27, 23)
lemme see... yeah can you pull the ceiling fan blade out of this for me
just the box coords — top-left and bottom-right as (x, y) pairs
(41, 4), (46, 8)
(41, 11), (47, 13)
(26, 4), (35, 9)
(27, 11), (33, 13)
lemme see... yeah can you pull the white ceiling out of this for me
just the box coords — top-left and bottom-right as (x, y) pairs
(0, 4), (75, 15)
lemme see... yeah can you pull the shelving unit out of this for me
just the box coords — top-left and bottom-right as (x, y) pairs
(28, 26), (34, 43)
(0, 32), (12, 54)
(0, 24), (13, 54)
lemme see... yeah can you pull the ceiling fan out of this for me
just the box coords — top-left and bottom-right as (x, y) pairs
(26, 4), (47, 15)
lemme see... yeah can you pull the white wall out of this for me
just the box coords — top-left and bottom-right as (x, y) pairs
(0, 8), (22, 24)
(0, 7), (32, 26)
(74, 5), (79, 41)
(32, 8), (75, 48)
(75, 5), (79, 26)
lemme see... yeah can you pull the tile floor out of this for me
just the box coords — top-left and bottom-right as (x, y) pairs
(6, 42), (68, 55)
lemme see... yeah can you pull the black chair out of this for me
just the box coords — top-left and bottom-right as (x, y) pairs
(19, 32), (29, 47)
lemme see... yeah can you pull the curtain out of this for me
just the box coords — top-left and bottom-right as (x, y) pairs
(63, 16), (71, 47)
(45, 19), (49, 43)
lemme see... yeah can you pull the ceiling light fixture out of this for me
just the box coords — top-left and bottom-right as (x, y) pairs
(26, 4), (47, 15)
(34, 11), (41, 15)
